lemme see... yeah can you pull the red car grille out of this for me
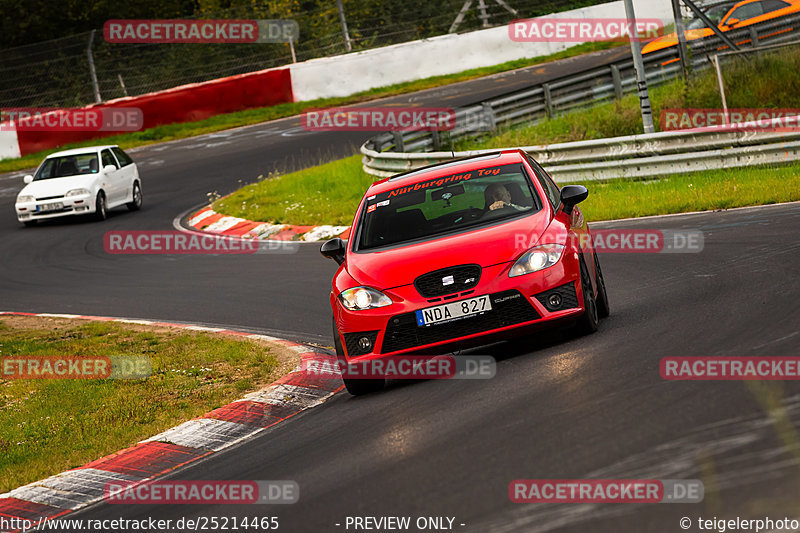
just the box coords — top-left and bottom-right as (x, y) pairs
(380, 290), (539, 354)
(414, 264), (481, 298)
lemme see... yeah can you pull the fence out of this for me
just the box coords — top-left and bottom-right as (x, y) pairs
(364, 12), (800, 157)
(0, 0), (608, 109)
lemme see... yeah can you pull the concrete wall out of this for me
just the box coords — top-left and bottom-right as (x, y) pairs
(3, 67), (292, 159)
(289, 0), (674, 101)
(0, 130), (21, 160)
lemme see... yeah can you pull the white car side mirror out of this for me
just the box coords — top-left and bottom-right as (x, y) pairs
(23, 175), (33, 184)
(103, 165), (116, 174)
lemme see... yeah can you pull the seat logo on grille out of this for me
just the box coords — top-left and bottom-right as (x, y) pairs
(464, 277), (475, 284)
(442, 275), (454, 286)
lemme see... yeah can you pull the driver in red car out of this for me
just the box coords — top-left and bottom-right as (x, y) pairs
(485, 183), (526, 211)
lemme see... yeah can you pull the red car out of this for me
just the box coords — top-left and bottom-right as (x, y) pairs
(321, 149), (609, 395)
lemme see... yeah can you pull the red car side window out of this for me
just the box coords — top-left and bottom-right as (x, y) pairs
(526, 155), (560, 210)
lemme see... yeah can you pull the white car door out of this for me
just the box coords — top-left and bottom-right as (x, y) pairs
(100, 148), (125, 206)
(111, 146), (137, 203)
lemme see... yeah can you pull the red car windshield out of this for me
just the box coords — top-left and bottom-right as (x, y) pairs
(355, 163), (542, 250)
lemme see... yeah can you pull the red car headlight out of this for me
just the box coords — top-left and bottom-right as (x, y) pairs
(338, 287), (393, 311)
(509, 244), (565, 277)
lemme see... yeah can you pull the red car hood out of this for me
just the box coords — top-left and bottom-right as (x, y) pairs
(346, 210), (550, 289)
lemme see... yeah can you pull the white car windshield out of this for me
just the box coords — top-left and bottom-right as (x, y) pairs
(34, 153), (99, 180)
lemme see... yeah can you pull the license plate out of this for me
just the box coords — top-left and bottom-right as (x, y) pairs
(37, 203), (63, 212)
(416, 295), (492, 326)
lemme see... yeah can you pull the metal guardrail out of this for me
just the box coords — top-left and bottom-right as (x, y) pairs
(551, 139), (800, 181)
(362, 13), (800, 181)
(362, 123), (800, 181)
(363, 46), (688, 154)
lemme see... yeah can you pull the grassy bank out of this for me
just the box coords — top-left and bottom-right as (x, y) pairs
(214, 156), (371, 225)
(0, 41), (619, 175)
(574, 163), (800, 221)
(213, 153), (800, 226)
(457, 43), (800, 149)
(0, 316), (297, 493)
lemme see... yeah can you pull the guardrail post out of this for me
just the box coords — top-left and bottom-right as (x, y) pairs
(481, 103), (497, 132)
(431, 130), (441, 151)
(749, 26), (759, 46)
(671, 0), (690, 79)
(445, 129), (456, 151)
(392, 132), (405, 152)
(542, 83), (553, 119)
(610, 65), (623, 100)
(712, 54), (729, 125)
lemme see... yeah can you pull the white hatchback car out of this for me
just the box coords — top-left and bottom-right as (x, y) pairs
(15, 145), (142, 226)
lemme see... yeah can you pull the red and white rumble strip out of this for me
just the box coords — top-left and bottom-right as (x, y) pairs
(187, 207), (351, 242)
(0, 311), (342, 532)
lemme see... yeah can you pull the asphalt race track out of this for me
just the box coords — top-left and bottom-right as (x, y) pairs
(0, 45), (632, 344)
(2, 45), (800, 531)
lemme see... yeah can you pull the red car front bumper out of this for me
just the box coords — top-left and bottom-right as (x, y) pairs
(333, 253), (586, 362)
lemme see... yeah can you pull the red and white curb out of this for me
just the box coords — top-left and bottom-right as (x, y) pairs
(187, 207), (351, 242)
(0, 311), (342, 531)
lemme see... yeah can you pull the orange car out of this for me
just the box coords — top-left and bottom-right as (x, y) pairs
(642, 0), (800, 56)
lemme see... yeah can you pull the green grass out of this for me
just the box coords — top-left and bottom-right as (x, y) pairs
(0, 41), (620, 175)
(574, 163), (800, 221)
(457, 44), (800, 149)
(214, 155), (374, 226)
(454, 87), (672, 149)
(0, 317), (295, 493)
(213, 153), (800, 226)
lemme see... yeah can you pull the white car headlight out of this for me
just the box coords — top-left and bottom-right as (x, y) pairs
(338, 287), (392, 311)
(66, 188), (90, 197)
(17, 195), (35, 203)
(509, 244), (565, 277)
